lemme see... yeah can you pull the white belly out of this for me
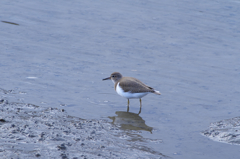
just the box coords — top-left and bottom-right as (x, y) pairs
(116, 82), (148, 99)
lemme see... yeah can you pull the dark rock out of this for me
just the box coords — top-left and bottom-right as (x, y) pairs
(0, 119), (6, 122)
(58, 144), (67, 150)
(35, 153), (41, 157)
(60, 153), (68, 159)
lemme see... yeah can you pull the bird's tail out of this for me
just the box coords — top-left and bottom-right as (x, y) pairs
(153, 90), (161, 95)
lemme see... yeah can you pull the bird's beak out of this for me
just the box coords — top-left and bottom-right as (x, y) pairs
(102, 77), (111, 81)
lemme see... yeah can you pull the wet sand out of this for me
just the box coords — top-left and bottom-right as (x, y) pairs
(0, 96), (165, 159)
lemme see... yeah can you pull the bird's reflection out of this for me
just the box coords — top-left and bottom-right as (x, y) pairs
(108, 106), (153, 133)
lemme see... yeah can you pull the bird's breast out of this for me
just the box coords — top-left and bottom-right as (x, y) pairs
(116, 82), (148, 99)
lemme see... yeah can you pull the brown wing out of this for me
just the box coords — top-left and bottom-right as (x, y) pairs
(119, 77), (155, 93)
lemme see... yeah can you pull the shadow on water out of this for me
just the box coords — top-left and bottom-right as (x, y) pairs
(108, 106), (153, 133)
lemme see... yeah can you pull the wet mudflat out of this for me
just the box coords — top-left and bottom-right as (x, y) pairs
(202, 117), (240, 145)
(0, 96), (164, 159)
(1, 0), (240, 159)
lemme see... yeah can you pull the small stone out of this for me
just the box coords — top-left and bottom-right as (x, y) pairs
(35, 153), (41, 157)
(11, 124), (16, 128)
(57, 144), (67, 150)
(60, 153), (68, 159)
(0, 119), (6, 122)
(28, 134), (36, 138)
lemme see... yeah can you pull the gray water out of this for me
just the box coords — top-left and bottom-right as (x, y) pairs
(1, 0), (240, 159)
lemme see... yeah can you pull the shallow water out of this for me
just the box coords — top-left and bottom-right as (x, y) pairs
(1, 0), (240, 158)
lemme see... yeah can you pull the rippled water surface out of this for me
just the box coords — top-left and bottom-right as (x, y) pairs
(1, 0), (240, 158)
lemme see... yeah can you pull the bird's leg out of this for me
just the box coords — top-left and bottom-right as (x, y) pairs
(138, 99), (142, 114)
(138, 106), (141, 115)
(127, 99), (130, 106)
(127, 105), (129, 112)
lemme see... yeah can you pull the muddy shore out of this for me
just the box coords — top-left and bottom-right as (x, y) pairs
(0, 97), (165, 159)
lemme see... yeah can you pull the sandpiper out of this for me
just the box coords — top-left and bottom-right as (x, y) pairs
(103, 72), (161, 106)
